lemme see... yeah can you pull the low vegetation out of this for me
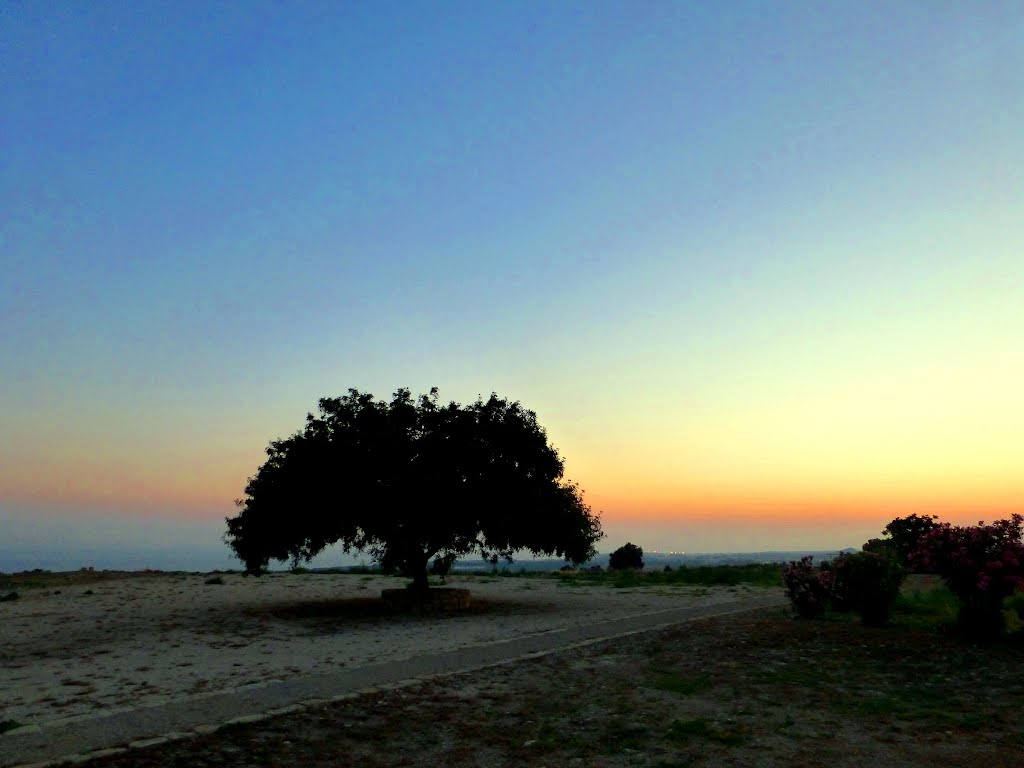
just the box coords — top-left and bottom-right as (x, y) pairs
(784, 514), (1024, 641)
(556, 562), (783, 589)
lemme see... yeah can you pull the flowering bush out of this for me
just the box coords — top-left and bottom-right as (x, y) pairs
(783, 556), (833, 619)
(912, 515), (1024, 639)
(881, 514), (939, 569)
(830, 551), (905, 626)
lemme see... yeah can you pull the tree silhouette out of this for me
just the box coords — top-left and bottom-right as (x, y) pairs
(609, 542), (644, 570)
(225, 388), (603, 592)
(882, 514), (939, 569)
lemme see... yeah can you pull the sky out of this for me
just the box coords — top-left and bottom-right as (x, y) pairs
(2, 1), (1022, 569)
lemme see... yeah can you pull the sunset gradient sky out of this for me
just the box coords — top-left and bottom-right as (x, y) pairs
(3, 2), (1022, 566)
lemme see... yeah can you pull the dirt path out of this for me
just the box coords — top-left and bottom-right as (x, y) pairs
(1, 572), (782, 767)
(1, 571), (774, 727)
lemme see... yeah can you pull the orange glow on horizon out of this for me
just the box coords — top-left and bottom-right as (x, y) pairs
(4, 451), (1020, 526)
(585, 484), (1022, 528)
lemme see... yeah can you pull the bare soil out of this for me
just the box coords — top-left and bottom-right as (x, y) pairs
(2, 569), (766, 727)
(61, 610), (1024, 768)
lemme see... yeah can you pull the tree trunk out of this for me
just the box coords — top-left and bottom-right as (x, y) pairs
(411, 563), (430, 594)
(402, 547), (436, 603)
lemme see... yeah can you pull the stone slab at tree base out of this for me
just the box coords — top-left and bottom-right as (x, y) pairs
(380, 588), (471, 614)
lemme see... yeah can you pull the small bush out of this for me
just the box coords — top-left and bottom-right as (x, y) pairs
(831, 551), (905, 626)
(609, 543), (644, 570)
(1005, 590), (1024, 623)
(0, 591), (20, 603)
(430, 554), (457, 578)
(1003, 591), (1024, 634)
(783, 556), (832, 619)
(204, 575), (225, 585)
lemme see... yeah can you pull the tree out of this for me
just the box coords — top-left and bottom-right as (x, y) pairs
(881, 513), (939, 569)
(225, 388), (603, 592)
(608, 542), (644, 570)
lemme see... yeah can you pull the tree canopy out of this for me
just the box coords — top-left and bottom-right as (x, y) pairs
(608, 542), (644, 570)
(881, 513), (939, 568)
(225, 388), (603, 589)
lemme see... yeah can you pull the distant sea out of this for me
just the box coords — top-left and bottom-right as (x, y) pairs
(0, 546), (855, 574)
(0, 547), (247, 574)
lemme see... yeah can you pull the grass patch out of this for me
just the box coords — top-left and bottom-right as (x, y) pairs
(0, 719), (23, 734)
(890, 583), (959, 630)
(555, 563), (783, 589)
(667, 717), (746, 746)
(648, 671), (713, 696)
(598, 717), (649, 753)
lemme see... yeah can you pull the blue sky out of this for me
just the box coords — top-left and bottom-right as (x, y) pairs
(2, 1), (1022, 567)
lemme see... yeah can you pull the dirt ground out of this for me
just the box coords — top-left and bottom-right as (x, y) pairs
(0, 570), (768, 727)
(51, 610), (1024, 768)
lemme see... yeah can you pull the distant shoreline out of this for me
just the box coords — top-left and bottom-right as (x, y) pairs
(0, 547), (855, 575)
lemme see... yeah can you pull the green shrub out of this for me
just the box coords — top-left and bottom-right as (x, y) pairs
(913, 515), (1024, 640)
(1003, 591), (1024, 634)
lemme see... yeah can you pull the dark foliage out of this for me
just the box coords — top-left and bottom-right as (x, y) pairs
(430, 553), (457, 578)
(912, 515), (1024, 640)
(881, 514), (939, 569)
(557, 563), (783, 588)
(830, 551), (905, 626)
(608, 542), (644, 570)
(0, 720), (23, 735)
(225, 388), (603, 590)
(782, 556), (832, 618)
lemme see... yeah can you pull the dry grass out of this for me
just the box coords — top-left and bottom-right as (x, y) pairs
(0, 569), (182, 591)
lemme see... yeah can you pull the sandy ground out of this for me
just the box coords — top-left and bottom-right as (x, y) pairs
(0, 572), (772, 728)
